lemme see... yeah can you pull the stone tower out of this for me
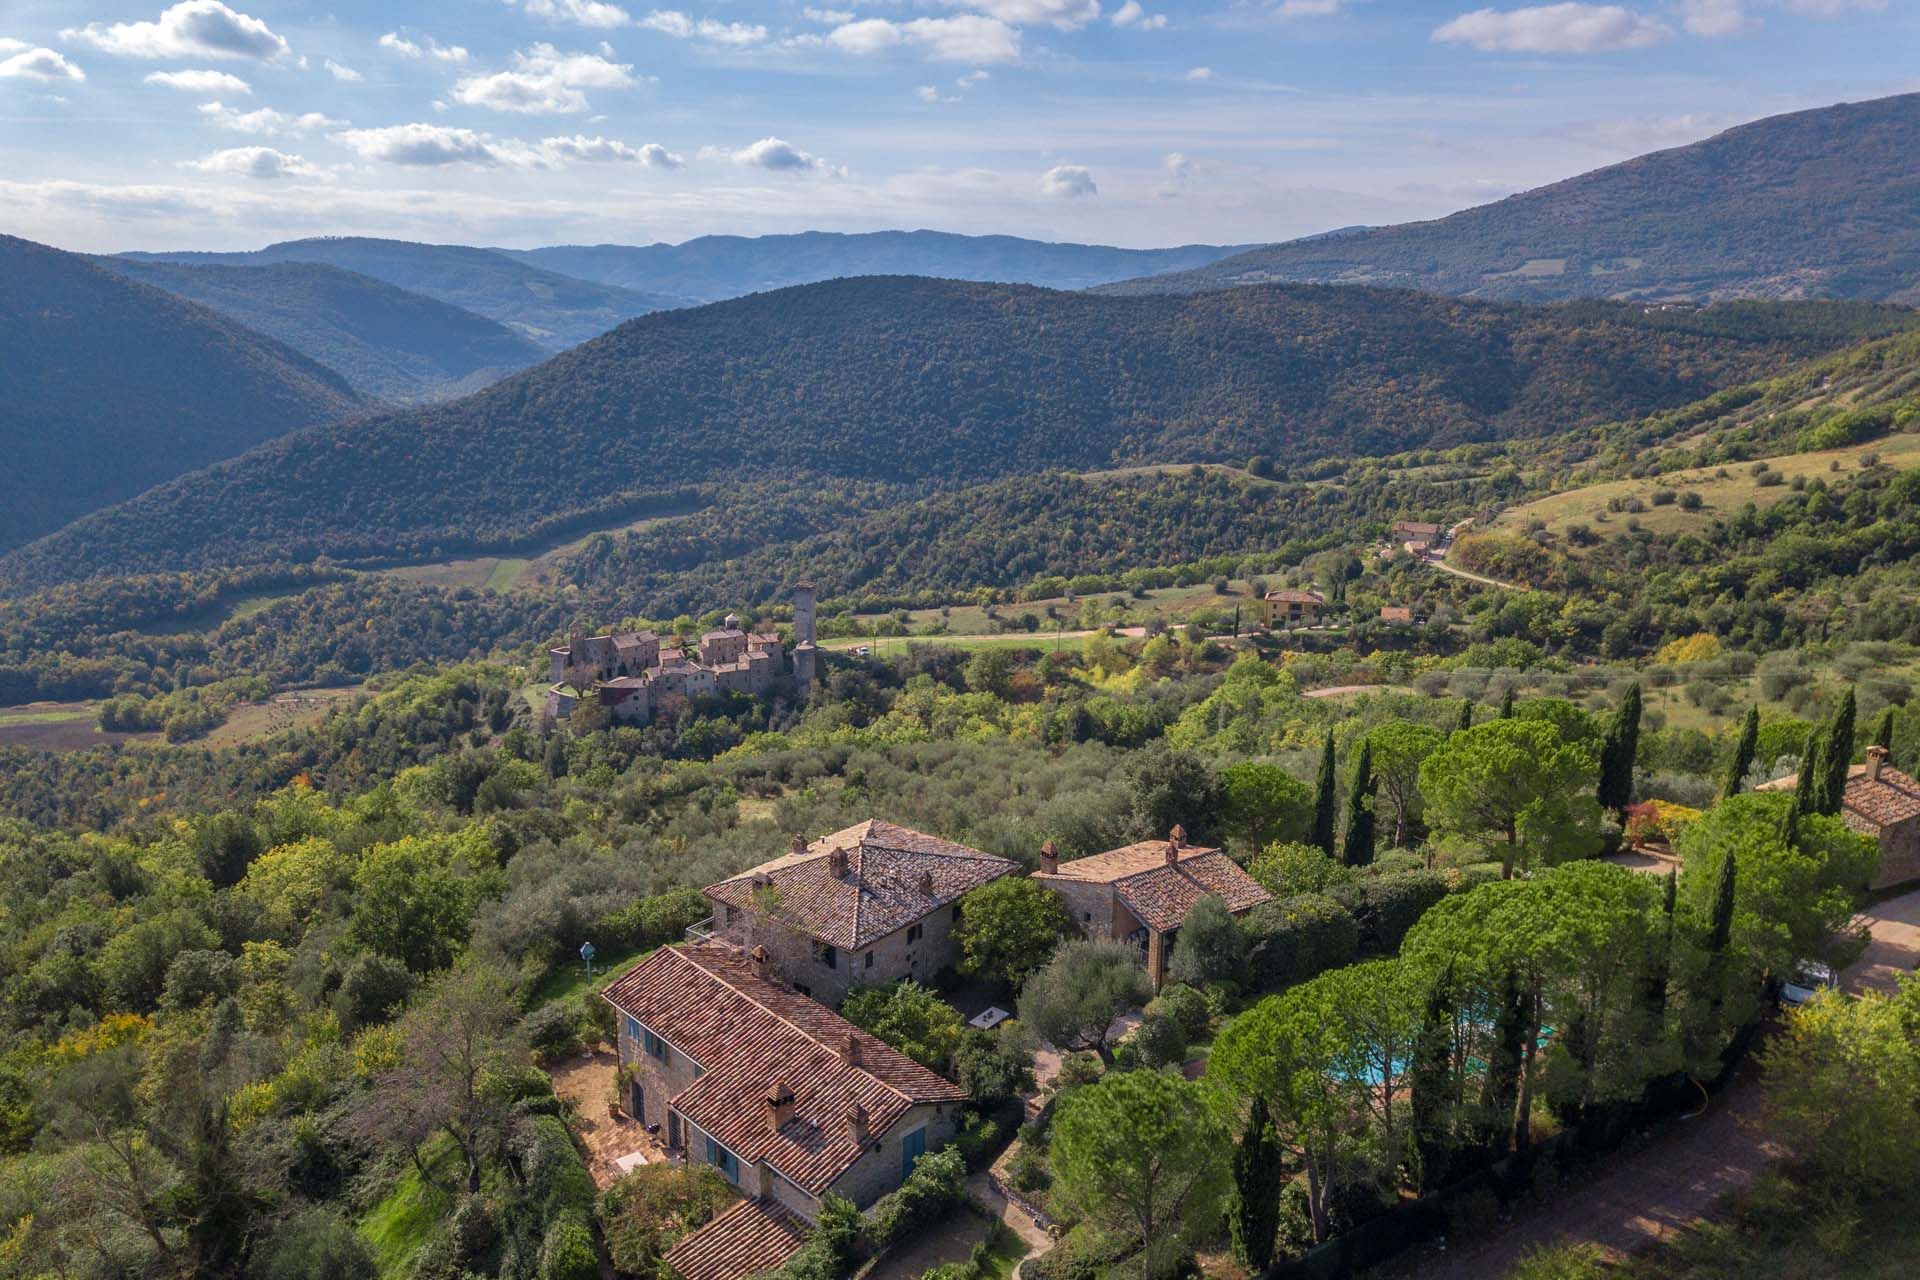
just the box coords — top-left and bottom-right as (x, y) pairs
(792, 582), (817, 695)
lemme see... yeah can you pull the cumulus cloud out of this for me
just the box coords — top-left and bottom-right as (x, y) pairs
(639, 11), (769, 44)
(1184, 65), (1213, 79)
(186, 145), (319, 179)
(334, 123), (522, 167)
(517, 0), (636, 28)
(1040, 163), (1097, 198)
(199, 100), (345, 135)
(802, 7), (855, 22)
(145, 68), (250, 93)
(0, 47), (86, 82)
(453, 44), (635, 115)
(1676, 0), (1758, 33)
(1112, 2), (1169, 28)
(1156, 150), (1191, 197)
(1276, 0), (1347, 15)
(63, 2), (290, 61)
(323, 59), (362, 81)
(541, 133), (683, 165)
(1775, 0), (1885, 13)
(939, 1), (1101, 30)
(1432, 4), (1673, 52)
(379, 31), (470, 62)
(725, 136), (841, 175)
(827, 16), (1021, 63)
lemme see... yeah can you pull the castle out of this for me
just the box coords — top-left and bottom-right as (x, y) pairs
(544, 584), (817, 725)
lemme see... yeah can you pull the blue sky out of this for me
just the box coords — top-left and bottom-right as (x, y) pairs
(0, 1), (1911, 252)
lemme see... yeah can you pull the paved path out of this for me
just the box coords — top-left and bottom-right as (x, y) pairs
(1843, 886), (1920, 995)
(1416, 1060), (1777, 1278)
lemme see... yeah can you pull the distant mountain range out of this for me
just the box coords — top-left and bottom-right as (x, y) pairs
(120, 237), (688, 350)
(8, 276), (1909, 589)
(96, 258), (545, 402)
(0, 235), (366, 554)
(500, 231), (1253, 302)
(1101, 92), (1920, 305)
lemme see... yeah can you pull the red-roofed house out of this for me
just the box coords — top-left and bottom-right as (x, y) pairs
(701, 820), (1018, 1006)
(1032, 827), (1273, 985)
(602, 942), (968, 1232)
(1757, 746), (1920, 888)
(1263, 588), (1325, 628)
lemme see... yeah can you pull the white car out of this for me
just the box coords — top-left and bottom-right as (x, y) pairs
(1780, 961), (1837, 1007)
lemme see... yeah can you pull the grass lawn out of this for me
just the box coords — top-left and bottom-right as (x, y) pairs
(0, 705), (92, 727)
(360, 1138), (458, 1280)
(865, 1211), (1028, 1280)
(530, 943), (651, 1011)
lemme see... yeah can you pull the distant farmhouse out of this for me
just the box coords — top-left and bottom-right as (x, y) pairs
(545, 584), (818, 725)
(1262, 588), (1325, 628)
(697, 820), (1018, 1007)
(1758, 746), (1920, 888)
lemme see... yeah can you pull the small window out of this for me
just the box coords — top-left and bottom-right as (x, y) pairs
(864, 950), (875, 969)
(706, 1137), (739, 1180)
(643, 1029), (669, 1063)
(906, 923), (923, 944)
(816, 941), (837, 969)
(952, 902), (963, 924)
(625, 1015), (641, 1043)
(1082, 911), (1092, 923)
(724, 905), (738, 924)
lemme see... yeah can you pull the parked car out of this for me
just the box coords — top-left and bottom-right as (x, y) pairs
(1780, 960), (1837, 1007)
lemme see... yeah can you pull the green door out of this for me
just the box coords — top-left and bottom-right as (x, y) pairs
(902, 1126), (927, 1179)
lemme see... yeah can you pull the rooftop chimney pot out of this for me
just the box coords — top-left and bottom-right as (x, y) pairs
(828, 847), (849, 878)
(766, 1079), (796, 1131)
(750, 945), (770, 979)
(791, 833), (809, 857)
(1867, 745), (1889, 782)
(1039, 840), (1058, 876)
(846, 1102), (869, 1144)
(841, 1033), (861, 1067)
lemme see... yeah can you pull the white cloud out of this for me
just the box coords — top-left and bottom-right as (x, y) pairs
(803, 7), (854, 22)
(957, 69), (990, 87)
(1432, 4), (1673, 52)
(917, 85), (942, 102)
(1040, 163), (1097, 198)
(0, 47), (86, 83)
(334, 123), (524, 167)
(541, 133), (682, 165)
(145, 68), (249, 93)
(518, 0), (636, 29)
(379, 31), (470, 62)
(1774, 0), (1884, 13)
(1112, 2), (1169, 28)
(939, 1), (1101, 31)
(1156, 150), (1191, 198)
(827, 16), (1022, 63)
(63, 2), (290, 62)
(726, 136), (841, 176)
(199, 100), (345, 135)
(323, 59), (362, 81)
(639, 11), (769, 45)
(1276, 0), (1347, 15)
(453, 44), (635, 115)
(1184, 65), (1213, 79)
(1677, 0), (1758, 33)
(186, 145), (319, 179)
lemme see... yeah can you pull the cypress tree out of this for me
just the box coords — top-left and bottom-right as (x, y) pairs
(1871, 706), (1896, 752)
(1707, 848), (1738, 956)
(1311, 730), (1338, 857)
(1228, 1095), (1284, 1272)
(1499, 686), (1516, 719)
(1817, 688), (1856, 815)
(1457, 698), (1474, 735)
(1793, 730), (1822, 818)
(1721, 706), (1759, 801)
(1343, 738), (1376, 867)
(1597, 683), (1642, 820)
(1478, 967), (1526, 1154)
(1409, 968), (1456, 1192)
(1644, 869), (1677, 1024)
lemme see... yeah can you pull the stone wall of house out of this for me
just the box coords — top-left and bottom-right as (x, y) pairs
(616, 1010), (704, 1138)
(705, 900), (966, 1006)
(829, 1102), (962, 1208)
(1874, 818), (1920, 889)
(1037, 878), (1147, 947)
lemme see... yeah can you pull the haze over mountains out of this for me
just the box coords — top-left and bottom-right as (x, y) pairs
(7, 277), (1909, 591)
(96, 259), (545, 403)
(1105, 93), (1920, 305)
(0, 236), (366, 555)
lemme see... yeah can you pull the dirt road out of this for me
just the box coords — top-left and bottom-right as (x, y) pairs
(1843, 886), (1920, 996)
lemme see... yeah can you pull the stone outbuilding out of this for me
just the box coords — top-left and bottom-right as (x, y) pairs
(700, 820), (1017, 1006)
(1759, 746), (1920, 888)
(1031, 827), (1273, 985)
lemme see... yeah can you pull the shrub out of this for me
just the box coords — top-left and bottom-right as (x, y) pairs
(1501, 1243), (1607, 1280)
(519, 1115), (596, 1225)
(524, 1002), (584, 1065)
(598, 1164), (733, 1275)
(869, 1148), (968, 1251)
(251, 1207), (377, 1280)
(1145, 983), (1210, 1040)
(537, 1215), (597, 1280)
(596, 886), (709, 952)
(1242, 894), (1360, 992)
(1131, 1011), (1188, 1069)
(1446, 1185), (1501, 1241)
(1248, 842), (1354, 898)
(1326, 870), (1449, 955)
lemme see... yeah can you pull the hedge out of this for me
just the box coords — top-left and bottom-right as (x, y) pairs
(1325, 871), (1449, 956)
(1242, 895), (1360, 993)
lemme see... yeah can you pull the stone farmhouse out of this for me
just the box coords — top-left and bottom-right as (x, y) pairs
(545, 584), (818, 725)
(1032, 827), (1272, 985)
(698, 820), (1018, 1007)
(1263, 588), (1325, 627)
(1759, 746), (1920, 888)
(602, 942), (967, 1280)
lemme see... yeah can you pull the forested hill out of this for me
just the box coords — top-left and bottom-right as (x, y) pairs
(502, 230), (1253, 301)
(0, 235), (367, 555)
(97, 258), (546, 402)
(120, 237), (688, 349)
(1100, 92), (1920, 305)
(3, 278), (1912, 590)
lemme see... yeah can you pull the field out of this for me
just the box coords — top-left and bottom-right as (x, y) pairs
(199, 688), (363, 748)
(377, 500), (708, 593)
(1496, 431), (1920, 542)
(0, 701), (154, 751)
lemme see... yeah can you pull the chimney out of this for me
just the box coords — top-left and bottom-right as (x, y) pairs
(790, 833), (809, 857)
(1039, 840), (1058, 876)
(1866, 745), (1889, 783)
(750, 945), (770, 980)
(1165, 839), (1179, 867)
(845, 1102), (869, 1145)
(828, 846), (849, 878)
(840, 1033), (862, 1067)
(1169, 824), (1186, 848)
(766, 1079), (796, 1132)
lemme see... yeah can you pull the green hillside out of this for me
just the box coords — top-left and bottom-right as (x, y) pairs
(0, 235), (367, 555)
(120, 236), (688, 349)
(1102, 92), (1920, 305)
(3, 278), (1909, 590)
(96, 259), (545, 402)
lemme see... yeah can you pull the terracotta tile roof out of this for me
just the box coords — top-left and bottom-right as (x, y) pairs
(1393, 521), (1444, 537)
(665, 1199), (804, 1280)
(1756, 762), (1920, 829)
(704, 820), (1017, 950)
(1266, 589), (1325, 605)
(601, 944), (965, 1195)
(1380, 606), (1414, 623)
(1036, 838), (1271, 934)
